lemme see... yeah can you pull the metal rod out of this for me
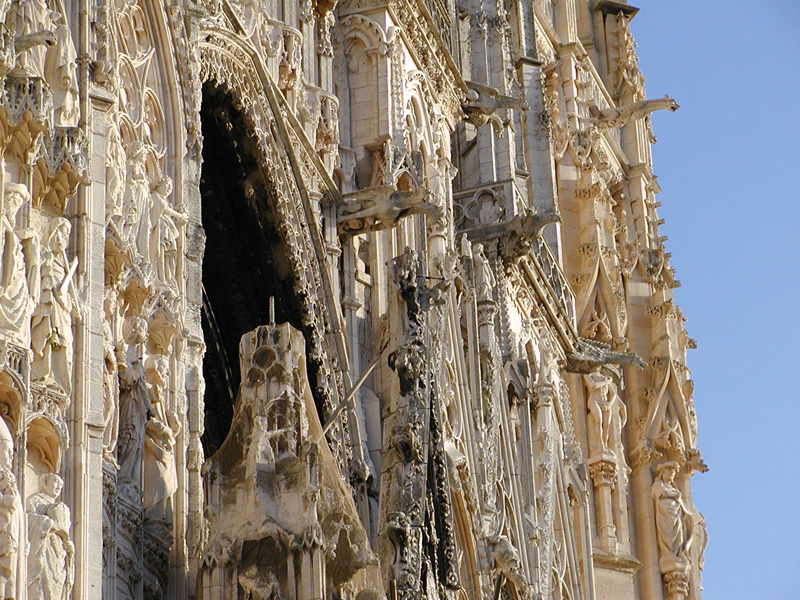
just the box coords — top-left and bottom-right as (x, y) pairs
(318, 356), (380, 442)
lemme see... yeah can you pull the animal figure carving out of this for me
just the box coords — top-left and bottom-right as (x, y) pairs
(589, 95), (679, 129)
(487, 535), (530, 597)
(463, 80), (527, 134)
(338, 186), (441, 237)
(238, 566), (282, 600)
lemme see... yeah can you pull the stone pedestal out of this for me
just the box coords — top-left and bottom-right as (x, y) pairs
(588, 456), (619, 554)
(663, 567), (690, 600)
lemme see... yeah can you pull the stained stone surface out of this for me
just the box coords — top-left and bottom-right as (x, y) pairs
(0, 0), (706, 599)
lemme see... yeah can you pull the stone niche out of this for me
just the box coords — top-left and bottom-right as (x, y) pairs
(202, 322), (381, 600)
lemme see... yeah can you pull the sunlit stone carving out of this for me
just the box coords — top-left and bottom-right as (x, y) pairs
(0, 418), (20, 599)
(27, 473), (74, 600)
(0, 2), (704, 599)
(0, 184), (37, 345)
(30, 217), (78, 395)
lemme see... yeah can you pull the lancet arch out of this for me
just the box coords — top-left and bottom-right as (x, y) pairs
(195, 25), (351, 463)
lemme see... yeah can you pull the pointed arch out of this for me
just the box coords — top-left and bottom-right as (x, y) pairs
(195, 25), (351, 444)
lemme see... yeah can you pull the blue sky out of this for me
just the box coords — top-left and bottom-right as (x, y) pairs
(631, 2), (800, 598)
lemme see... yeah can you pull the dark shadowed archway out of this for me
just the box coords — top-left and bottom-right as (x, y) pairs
(199, 84), (311, 456)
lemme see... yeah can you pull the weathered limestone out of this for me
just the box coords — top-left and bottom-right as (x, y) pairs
(0, 1), (705, 599)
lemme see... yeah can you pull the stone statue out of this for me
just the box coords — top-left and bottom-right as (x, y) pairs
(472, 243), (495, 302)
(30, 217), (79, 395)
(116, 316), (150, 486)
(462, 80), (526, 132)
(427, 155), (455, 205)
(693, 511), (707, 572)
(0, 183), (38, 344)
(652, 461), (694, 573)
(148, 177), (187, 288)
(338, 187), (441, 236)
(26, 473), (74, 600)
(143, 354), (180, 519)
(8, 0), (54, 78)
(238, 566), (282, 600)
(142, 354), (180, 600)
(44, 9), (79, 127)
(583, 372), (626, 453)
(105, 125), (126, 226)
(102, 313), (120, 465)
(0, 418), (21, 600)
(122, 142), (151, 260)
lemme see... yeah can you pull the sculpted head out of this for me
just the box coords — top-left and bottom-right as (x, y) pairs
(45, 217), (71, 253)
(662, 95), (680, 112)
(40, 473), (63, 499)
(122, 315), (147, 346)
(4, 183), (30, 220)
(153, 176), (172, 197)
(656, 460), (680, 483)
(145, 353), (169, 389)
(0, 418), (14, 468)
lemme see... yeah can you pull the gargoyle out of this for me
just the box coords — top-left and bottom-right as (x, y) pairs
(567, 337), (647, 374)
(685, 448), (708, 473)
(486, 535), (530, 597)
(588, 95), (679, 129)
(499, 208), (561, 262)
(15, 30), (56, 53)
(338, 185), (441, 237)
(462, 80), (527, 134)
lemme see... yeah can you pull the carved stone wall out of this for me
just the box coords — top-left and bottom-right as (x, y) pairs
(0, 0), (704, 599)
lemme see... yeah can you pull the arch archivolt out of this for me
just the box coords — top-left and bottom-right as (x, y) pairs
(339, 13), (387, 48)
(196, 26), (349, 433)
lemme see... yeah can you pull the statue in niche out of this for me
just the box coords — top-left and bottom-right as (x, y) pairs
(472, 243), (495, 302)
(116, 316), (149, 486)
(8, 0), (54, 78)
(30, 217), (80, 395)
(45, 9), (79, 127)
(26, 473), (74, 600)
(105, 125), (126, 226)
(143, 354), (180, 521)
(652, 461), (694, 573)
(0, 418), (21, 599)
(122, 142), (151, 261)
(583, 372), (626, 453)
(148, 176), (187, 288)
(102, 312), (120, 465)
(238, 566), (282, 600)
(427, 155), (454, 205)
(0, 183), (38, 344)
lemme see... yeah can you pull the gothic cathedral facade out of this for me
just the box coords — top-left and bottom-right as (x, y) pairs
(0, 0), (706, 598)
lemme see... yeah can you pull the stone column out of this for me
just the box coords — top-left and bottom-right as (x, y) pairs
(380, 248), (431, 600)
(588, 457), (618, 554)
(533, 379), (556, 600)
